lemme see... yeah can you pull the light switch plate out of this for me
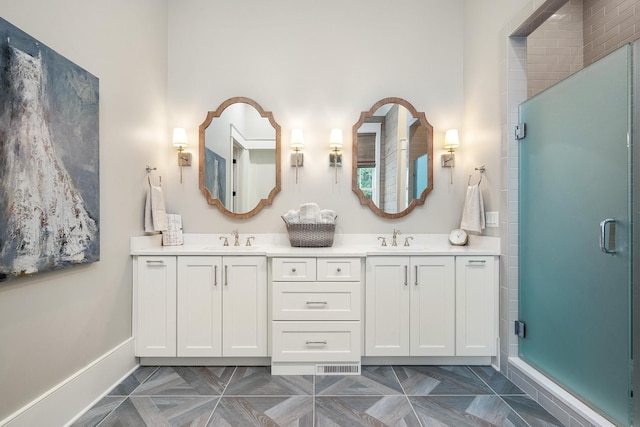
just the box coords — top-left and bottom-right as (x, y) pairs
(485, 211), (499, 228)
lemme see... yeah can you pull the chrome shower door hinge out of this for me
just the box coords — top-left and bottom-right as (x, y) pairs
(515, 123), (526, 140)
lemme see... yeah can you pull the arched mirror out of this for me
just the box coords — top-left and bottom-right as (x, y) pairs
(352, 97), (433, 219)
(199, 97), (281, 218)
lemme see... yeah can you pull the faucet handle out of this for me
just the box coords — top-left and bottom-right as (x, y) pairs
(378, 236), (387, 247)
(219, 236), (229, 246)
(245, 236), (255, 247)
(393, 229), (402, 236)
(404, 236), (414, 247)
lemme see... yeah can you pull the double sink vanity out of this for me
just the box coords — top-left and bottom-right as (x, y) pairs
(132, 95), (499, 374)
(131, 233), (499, 375)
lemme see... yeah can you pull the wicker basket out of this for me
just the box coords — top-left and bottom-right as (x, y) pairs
(282, 216), (336, 247)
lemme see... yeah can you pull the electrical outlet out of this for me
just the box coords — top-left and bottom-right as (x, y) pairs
(485, 211), (499, 228)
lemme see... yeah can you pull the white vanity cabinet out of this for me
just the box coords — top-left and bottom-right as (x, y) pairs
(366, 255), (497, 358)
(134, 255), (267, 358)
(271, 257), (362, 375)
(135, 256), (177, 357)
(455, 256), (497, 356)
(365, 256), (455, 357)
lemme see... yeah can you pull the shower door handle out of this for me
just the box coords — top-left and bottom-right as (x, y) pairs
(599, 218), (616, 255)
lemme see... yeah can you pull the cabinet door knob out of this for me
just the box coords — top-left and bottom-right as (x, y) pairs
(291, 268), (297, 273)
(336, 267), (342, 273)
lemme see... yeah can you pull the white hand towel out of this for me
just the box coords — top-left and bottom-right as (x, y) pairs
(320, 209), (337, 224)
(282, 209), (300, 224)
(299, 202), (321, 223)
(144, 177), (168, 232)
(460, 184), (485, 233)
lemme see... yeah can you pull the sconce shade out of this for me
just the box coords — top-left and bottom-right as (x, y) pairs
(444, 129), (459, 150)
(329, 128), (343, 149)
(172, 127), (188, 148)
(290, 128), (304, 149)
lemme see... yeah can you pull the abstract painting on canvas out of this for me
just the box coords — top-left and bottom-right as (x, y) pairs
(0, 17), (100, 282)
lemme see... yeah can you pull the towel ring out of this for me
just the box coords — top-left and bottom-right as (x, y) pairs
(146, 165), (162, 185)
(468, 166), (486, 186)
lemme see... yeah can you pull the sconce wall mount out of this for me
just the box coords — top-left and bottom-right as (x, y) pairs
(441, 129), (459, 168)
(290, 128), (304, 183)
(173, 127), (190, 183)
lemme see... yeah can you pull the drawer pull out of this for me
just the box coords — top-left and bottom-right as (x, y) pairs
(305, 301), (328, 305)
(305, 340), (327, 345)
(336, 267), (342, 273)
(146, 260), (165, 265)
(469, 260), (487, 264)
(291, 268), (297, 273)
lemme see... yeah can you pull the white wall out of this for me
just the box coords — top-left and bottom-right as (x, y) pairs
(0, 0), (168, 421)
(166, 0), (466, 235)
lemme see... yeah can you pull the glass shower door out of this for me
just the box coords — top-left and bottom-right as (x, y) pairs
(519, 45), (631, 426)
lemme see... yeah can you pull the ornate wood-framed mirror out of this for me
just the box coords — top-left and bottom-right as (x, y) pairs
(199, 97), (281, 219)
(352, 97), (433, 219)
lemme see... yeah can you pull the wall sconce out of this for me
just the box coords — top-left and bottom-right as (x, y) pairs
(290, 128), (304, 184)
(173, 127), (191, 183)
(441, 129), (459, 184)
(329, 128), (343, 183)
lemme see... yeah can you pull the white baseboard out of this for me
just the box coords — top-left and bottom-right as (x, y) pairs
(1, 338), (136, 427)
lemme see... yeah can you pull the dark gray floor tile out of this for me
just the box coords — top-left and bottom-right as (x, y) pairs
(410, 395), (529, 427)
(470, 366), (526, 395)
(99, 396), (218, 426)
(502, 395), (565, 427)
(207, 396), (313, 426)
(108, 366), (158, 396)
(70, 396), (125, 427)
(316, 365), (403, 396)
(132, 366), (235, 396)
(225, 367), (313, 396)
(316, 396), (421, 426)
(394, 365), (494, 396)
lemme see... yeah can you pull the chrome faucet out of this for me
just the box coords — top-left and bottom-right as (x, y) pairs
(392, 229), (401, 246)
(231, 229), (240, 246)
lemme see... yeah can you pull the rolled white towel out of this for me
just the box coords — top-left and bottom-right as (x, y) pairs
(320, 209), (337, 224)
(299, 202), (321, 223)
(283, 209), (300, 224)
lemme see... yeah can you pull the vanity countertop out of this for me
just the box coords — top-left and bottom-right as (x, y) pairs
(130, 233), (500, 257)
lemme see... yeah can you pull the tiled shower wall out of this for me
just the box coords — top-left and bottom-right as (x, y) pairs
(527, 0), (583, 98)
(527, 0), (640, 98)
(584, 0), (640, 66)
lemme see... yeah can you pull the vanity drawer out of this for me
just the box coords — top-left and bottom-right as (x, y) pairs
(272, 258), (316, 281)
(271, 321), (360, 362)
(272, 282), (360, 321)
(317, 258), (361, 281)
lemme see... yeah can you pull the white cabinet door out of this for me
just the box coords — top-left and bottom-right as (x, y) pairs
(365, 256), (409, 356)
(177, 256), (222, 357)
(135, 256), (177, 357)
(410, 256), (455, 356)
(455, 256), (497, 356)
(222, 256), (268, 357)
